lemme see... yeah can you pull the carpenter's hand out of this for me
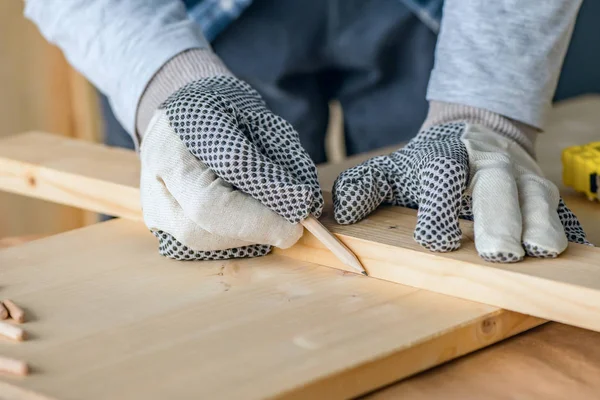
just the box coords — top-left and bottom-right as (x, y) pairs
(140, 76), (323, 260)
(333, 122), (590, 262)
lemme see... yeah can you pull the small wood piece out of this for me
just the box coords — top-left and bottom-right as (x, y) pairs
(0, 304), (8, 320)
(0, 356), (28, 377)
(0, 321), (25, 341)
(301, 215), (366, 275)
(3, 300), (25, 323)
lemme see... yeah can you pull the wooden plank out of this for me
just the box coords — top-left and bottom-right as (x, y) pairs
(0, 132), (141, 221)
(0, 219), (541, 399)
(277, 206), (600, 330)
(368, 322), (600, 400)
(1, 133), (599, 332)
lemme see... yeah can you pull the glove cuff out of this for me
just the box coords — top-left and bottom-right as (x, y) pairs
(136, 48), (233, 142)
(422, 101), (538, 157)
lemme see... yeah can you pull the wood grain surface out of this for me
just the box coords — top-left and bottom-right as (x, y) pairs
(1, 132), (599, 332)
(277, 203), (600, 329)
(0, 220), (540, 399)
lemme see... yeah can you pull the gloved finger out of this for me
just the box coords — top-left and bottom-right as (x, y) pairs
(414, 155), (468, 252)
(332, 156), (397, 224)
(470, 158), (524, 262)
(143, 111), (304, 249)
(242, 110), (324, 216)
(557, 199), (592, 245)
(141, 163), (260, 251)
(143, 176), (272, 259)
(162, 90), (314, 223)
(518, 174), (567, 258)
(153, 230), (271, 261)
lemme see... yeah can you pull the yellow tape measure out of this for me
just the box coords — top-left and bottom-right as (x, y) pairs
(562, 141), (600, 201)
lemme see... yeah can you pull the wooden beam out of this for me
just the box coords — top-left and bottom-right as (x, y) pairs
(0, 132), (141, 220)
(0, 219), (542, 399)
(1, 132), (599, 333)
(277, 206), (600, 332)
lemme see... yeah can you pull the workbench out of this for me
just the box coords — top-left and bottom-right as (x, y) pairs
(0, 96), (598, 399)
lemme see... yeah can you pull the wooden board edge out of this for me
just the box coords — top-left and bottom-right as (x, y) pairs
(276, 229), (600, 333)
(280, 310), (546, 399)
(0, 155), (141, 221)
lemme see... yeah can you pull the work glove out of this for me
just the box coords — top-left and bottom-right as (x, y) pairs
(139, 51), (323, 260)
(333, 103), (590, 263)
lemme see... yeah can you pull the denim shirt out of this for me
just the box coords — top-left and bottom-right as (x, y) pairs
(25, 0), (575, 138)
(186, 0), (444, 42)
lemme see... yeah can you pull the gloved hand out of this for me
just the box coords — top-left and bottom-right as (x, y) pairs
(333, 104), (590, 263)
(139, 54), (323, 260)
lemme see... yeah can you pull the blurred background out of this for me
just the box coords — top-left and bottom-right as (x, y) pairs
(1, 0), (599, 243)
(0, 0), (349, 244)
(0, 1), (104, 243)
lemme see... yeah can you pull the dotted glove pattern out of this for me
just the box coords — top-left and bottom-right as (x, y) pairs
(151, 76), (324, 260)
(333, 123), (590, 263)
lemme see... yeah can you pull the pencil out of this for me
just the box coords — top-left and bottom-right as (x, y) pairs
(300, 215), (367, 275)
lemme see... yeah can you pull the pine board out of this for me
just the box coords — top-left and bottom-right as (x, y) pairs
(1, 133), (599, 332)
(0, 132), (141, 221)
(0, 220), (540, 399)
(368, 322), (600, 400)
(280, 202), (600, 329)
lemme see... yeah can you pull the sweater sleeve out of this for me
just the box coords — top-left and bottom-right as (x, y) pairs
(426, 0), (583, 129)
(24, 0), (210, 136)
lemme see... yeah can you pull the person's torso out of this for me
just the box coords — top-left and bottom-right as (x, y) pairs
(184, 0), (443, 42)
